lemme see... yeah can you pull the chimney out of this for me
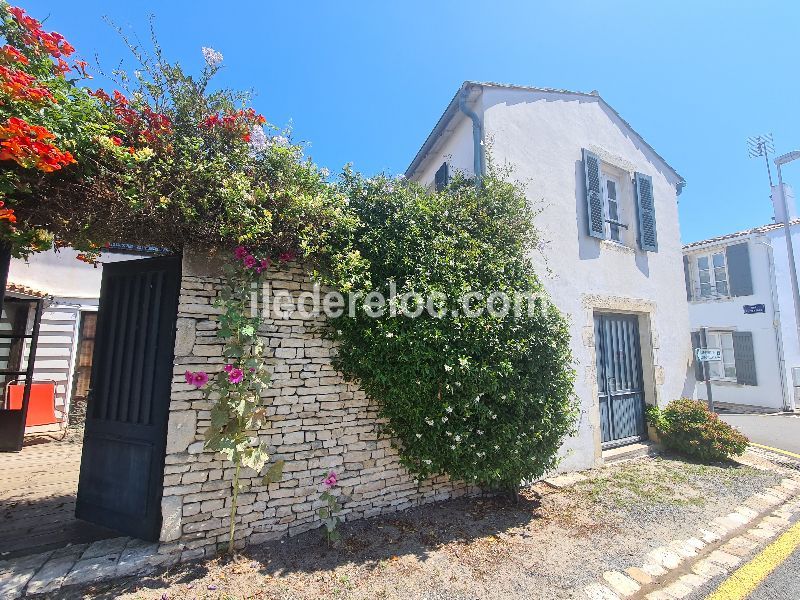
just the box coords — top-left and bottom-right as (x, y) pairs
(772, 183), (797, 223)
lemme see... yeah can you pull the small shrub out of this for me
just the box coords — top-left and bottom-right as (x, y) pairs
(647, 398), (748, 462)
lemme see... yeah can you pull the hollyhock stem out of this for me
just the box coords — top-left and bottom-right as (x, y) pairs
(227, 460), (241, 554)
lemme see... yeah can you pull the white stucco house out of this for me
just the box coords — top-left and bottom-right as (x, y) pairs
(406, 81), (695, 471)
(1, 247), (142, 430)
(683, 185), (800, 413)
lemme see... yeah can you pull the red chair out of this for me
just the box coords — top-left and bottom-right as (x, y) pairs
(5, 381), (58, 427)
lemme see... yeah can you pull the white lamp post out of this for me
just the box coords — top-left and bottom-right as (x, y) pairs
(774, 151), (800, 348)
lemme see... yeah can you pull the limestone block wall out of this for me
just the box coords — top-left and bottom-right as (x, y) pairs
(159, 251), (471, 560)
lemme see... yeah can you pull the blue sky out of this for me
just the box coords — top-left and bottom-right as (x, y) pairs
(26, 1), (800, 243)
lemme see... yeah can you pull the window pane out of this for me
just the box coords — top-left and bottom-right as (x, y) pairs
(697, 256), (709, 270)
(712, 253), (725, 268)
(607, 180), (617, 200)
(721, 333), (736, 378)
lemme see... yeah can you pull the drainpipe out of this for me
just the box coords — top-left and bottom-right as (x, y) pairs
(758, 236), (794, 411)
(458, 85), (484, 188)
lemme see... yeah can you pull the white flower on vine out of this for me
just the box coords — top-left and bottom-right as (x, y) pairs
(477, 429), (483, 436)
(445, 431), (452, 436)
(450, 444), (456, 450)
(454, 435), (461, 442)
(501, 395), (507, 400)
(423, 459), (432, 465)
(441, 416), (448, 423)
(490, 413), (497, 420)
(494, 445), (500, 450)
(202, 46), (224, 68)
(386, 332), (394, 338)
(425, 418), (434, 426)
(445, 406), (452, 413)
(444, 364), (453, 372)
(474, 396), (481, 403)
(415, 433), (422, 439)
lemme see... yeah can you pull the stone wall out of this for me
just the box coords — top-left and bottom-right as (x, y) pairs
(159, 251), (471, 561)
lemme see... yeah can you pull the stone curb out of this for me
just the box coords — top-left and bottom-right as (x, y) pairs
(583, 475), (800, 599)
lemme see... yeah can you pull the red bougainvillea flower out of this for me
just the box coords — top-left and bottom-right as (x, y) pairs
(184, 370), (209, 388)
(0, 117), (76, 172)
(0, 45), (28, 65)
(323, 471), (338, 488)
(0, 201), (16, 223)
(227, 368), (244, 385)
(8, 6), (74, 59)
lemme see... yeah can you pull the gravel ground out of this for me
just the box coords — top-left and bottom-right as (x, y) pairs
(49, 450), (786, 600)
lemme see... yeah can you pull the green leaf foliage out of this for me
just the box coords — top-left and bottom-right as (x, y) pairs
(318, 169), (578, 490)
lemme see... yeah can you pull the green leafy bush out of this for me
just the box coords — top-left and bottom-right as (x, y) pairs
(647, 398), (748, 462)
(317, 170), (578, 492)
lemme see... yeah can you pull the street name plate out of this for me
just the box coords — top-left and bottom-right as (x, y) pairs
(695, 348), (722, 362)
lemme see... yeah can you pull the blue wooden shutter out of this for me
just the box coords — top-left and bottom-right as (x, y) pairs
(635, 172), (658, 251)
(690, 331), (704, 381)
(434, 162), (449, 192)
(726, 243), (753, 297)
(683, 255), (693, 301)
(732, 331), (757, 386)
(583, 149), (606, 239)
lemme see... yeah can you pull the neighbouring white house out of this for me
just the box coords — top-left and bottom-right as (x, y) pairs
(683, 185), (800, 413)
(406, 81), (695, 471)
(1, 246), (143, 431)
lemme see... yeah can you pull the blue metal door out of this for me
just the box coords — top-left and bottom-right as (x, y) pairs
(594, 313), (646, 447)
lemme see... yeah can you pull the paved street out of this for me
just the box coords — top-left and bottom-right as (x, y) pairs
(719, 414), (800, 455)
(750, 543), (800, 600)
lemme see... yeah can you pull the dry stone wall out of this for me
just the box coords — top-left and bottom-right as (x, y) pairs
(159, 251), (472, 561)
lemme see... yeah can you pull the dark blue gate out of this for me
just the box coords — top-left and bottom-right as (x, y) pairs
(594, 313), (647, 447)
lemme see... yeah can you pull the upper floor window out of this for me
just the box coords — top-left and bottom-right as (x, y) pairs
(695, 251), (729, 298)
(582, 148), (657, 252)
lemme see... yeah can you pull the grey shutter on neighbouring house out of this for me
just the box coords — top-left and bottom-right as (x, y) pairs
(434, 162), (449, 192)
(683, 255), (693, 301)
(583, 149), (606, 239)
(732, 331), (757, 385)
(635, 172), (658, 251)
(726, 242), (753, 297)
(690, 331), (704, 381)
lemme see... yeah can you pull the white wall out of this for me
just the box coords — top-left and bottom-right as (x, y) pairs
(8, 248), (141, 419)
(686, 236), (786, 411)
(411, 86), (693, 472)
(415, 107), (479, 185)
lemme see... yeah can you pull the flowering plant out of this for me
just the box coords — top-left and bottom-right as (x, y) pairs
(201, 246), (290, 553)
(318, 471), (342, 544)
(0, 2), (111, 255)
(318, 168), (577, 494)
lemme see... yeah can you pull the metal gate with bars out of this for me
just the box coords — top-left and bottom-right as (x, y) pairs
(594, 313), (647, 448)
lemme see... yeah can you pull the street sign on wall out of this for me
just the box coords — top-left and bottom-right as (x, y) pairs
(743, 304), (766, 314)
(695, 348), (722, 362)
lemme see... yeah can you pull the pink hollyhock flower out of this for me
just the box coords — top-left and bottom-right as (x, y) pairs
(243, 254), (257, 269)
(323, 471), (338, 488)
(224, 364), (234, 373)
(234, 246), (248, 259)
(260, 258), (270, 270)
(185, 371), (209, 388)
(228, 367), (244, 384)
(278, 251), (296, 263)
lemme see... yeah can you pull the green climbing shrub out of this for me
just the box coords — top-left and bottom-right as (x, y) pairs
(317, 169), (578, 492)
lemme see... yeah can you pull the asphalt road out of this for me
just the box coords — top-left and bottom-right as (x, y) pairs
(719, 414), (800, 455)
(749, 543), (800, 600)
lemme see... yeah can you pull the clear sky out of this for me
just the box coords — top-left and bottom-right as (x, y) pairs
(24, 0), (800, 243)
